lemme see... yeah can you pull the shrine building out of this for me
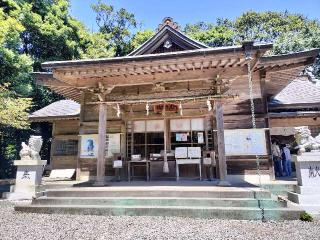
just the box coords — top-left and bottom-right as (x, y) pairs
(31, 17), (320, 185)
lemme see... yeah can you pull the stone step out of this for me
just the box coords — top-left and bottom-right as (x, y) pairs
(260, 183), (296, 197)
(32, 196), (286, 208)
(14, 204), (303, 220)
(45, 187), (271, 199)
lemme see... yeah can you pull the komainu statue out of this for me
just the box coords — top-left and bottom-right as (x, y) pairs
(294, 126), (320, 152)
(19, 136), (43, 161)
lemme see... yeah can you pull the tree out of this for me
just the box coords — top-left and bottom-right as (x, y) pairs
(19, 0), (93, 69)
(0, 2), (33, 178)
(0, 84), (32, 129)
(185, 22), (234, 47)
(184, 11), (320, 78)
(82, 32), (115, 59)
(91, 0), (137, 56)
(0, 0), (108, 178)
(130, 29), (154, 49)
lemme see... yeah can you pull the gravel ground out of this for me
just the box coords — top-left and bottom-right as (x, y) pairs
(0, 200), (319, 240)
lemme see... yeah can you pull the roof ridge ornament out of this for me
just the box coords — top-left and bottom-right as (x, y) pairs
(157, 17), (180, 32)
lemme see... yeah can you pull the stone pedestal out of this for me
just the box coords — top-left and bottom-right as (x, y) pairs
(6, 160), (47, 200)
(288, 152), (320, 215)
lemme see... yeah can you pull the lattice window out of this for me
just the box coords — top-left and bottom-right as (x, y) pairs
(53, 140), (78, 156)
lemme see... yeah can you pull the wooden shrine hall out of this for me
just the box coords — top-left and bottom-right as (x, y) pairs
(32, 17), (319, 185)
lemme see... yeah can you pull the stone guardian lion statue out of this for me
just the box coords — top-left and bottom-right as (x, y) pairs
(19, 136), (43, 161)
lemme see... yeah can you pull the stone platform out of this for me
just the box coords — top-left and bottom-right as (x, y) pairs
(14, 184), (303, 220)
(287, 153), (320, 217)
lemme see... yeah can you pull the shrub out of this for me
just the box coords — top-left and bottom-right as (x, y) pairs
(300, 212), (313, 222)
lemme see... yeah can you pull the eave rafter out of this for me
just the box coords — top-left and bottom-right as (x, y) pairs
(51, 54), (247, 85)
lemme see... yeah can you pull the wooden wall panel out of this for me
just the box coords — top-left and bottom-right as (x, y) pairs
(270, 117), (320, 127)
(53, 120), (79, 135)
(227, 157), (270, 175)
(52, 156), (77, 169)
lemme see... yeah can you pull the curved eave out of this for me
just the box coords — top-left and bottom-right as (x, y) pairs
(32, 72), (82, 102)
(41, 43), (273, 69)
(256, 48), (320, 96)
(256, 48), (320, 71)
(29, 116), (79, 123)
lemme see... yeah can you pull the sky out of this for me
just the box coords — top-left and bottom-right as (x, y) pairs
(70, 0), (320, 32)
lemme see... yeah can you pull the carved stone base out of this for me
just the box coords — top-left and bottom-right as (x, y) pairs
(6, 160), (47, 200)
(288, 153), (320, 216)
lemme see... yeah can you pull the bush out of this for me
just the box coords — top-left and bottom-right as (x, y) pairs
(300, 212), (313, 222)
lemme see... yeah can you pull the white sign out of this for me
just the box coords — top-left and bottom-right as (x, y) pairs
(113, 160), (123, 168)
(224, 129), (267, 156)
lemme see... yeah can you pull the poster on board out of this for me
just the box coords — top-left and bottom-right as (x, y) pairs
(80, 133), (121, 158)
(224, 129), (267, 156)
(175, 147), (188, 158)
(80, 134), (98, 158)
(188, 147), (202, 158)
(197, 132), (204, 143)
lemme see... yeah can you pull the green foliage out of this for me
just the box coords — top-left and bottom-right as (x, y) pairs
(185, 22), (234, 47)
(130, 29), (154, 49)
(0, 84), (32, 129)
(184, 11), (320, 77)
(300, 212), (313, 222)
(91, 0), (138, 56)
(19, 0), (92, 67)
(82, 32), (115, 59)
(0, 0), (101, 178)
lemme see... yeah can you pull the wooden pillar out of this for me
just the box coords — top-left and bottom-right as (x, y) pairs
(49, 122), (56, 170)
(163, 118), (169, 173)
(76, 91), (85, 181)
(94, 103), (107, 186)
(215, 100), (230, 186)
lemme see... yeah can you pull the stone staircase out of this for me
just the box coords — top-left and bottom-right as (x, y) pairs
(14, 186), (304, 220)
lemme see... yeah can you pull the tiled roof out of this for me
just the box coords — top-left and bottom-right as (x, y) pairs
(29, 100), (80, 121)
(270, 76), (320, 105)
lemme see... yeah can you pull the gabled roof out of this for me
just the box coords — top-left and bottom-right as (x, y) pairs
(128, 17), (208, 56)
(29, 100), (80, 122)
(269, 76), (320, 106)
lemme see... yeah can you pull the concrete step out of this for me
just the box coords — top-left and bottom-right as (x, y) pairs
(45, 187), (272, 199)
(32, 196), (286, 208)
(260, 183), (296, 197)
(14, 204), (303, 220)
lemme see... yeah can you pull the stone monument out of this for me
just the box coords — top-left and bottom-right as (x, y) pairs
(288, 127), (320, 216)
(6, 136), (47, 200)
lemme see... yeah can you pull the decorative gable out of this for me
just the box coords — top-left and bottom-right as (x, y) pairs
(128, 17), (208, 56)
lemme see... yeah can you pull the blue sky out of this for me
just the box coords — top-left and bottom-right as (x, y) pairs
(70, 0), (320, 32)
